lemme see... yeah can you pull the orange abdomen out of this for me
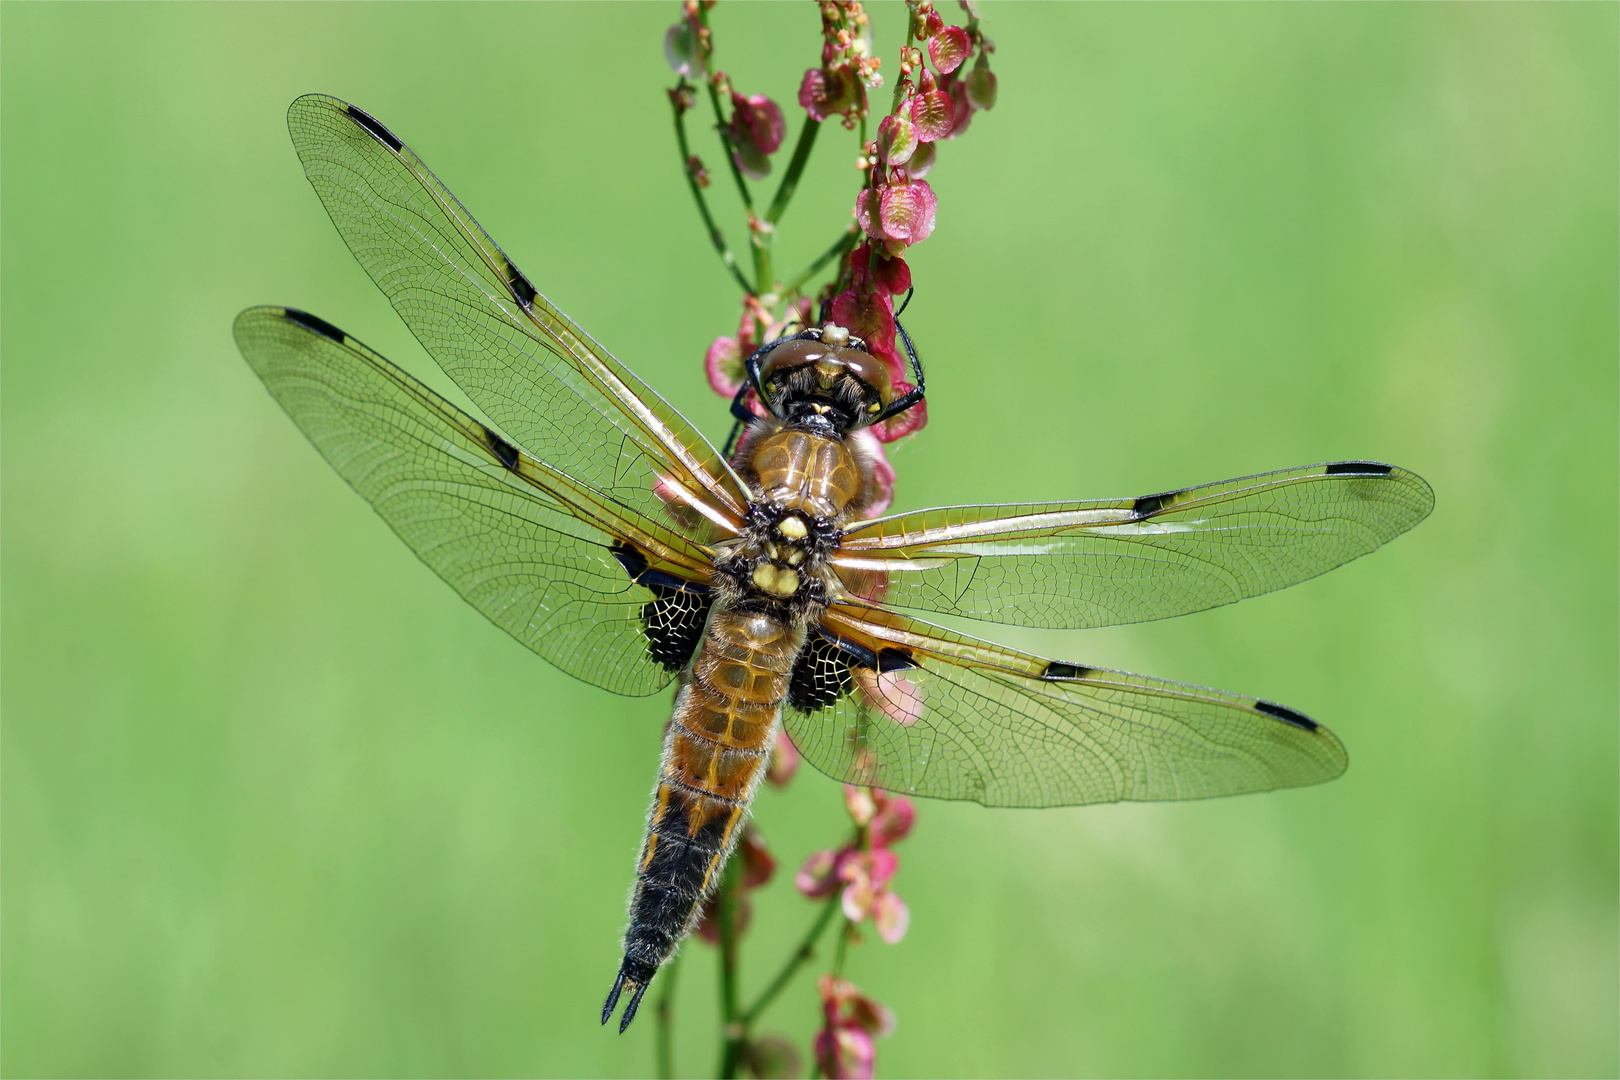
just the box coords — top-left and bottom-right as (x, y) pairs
(612, 610), (806, 1002)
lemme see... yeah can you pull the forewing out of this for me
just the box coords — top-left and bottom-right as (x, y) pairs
(235, 305), (715, 698)
(285, 94), (749, 538)
(834, 462), (1433, 629)
(782, 604), (1346, 808)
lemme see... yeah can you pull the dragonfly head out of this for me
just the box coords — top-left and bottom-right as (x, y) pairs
(756, 326), (894, 434)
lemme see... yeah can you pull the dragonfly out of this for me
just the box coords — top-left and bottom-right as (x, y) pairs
(235, 94), (1434, 1034)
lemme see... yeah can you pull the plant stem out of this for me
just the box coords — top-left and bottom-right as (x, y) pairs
(831, 917), (854, 979)
(696, 6), (755, 215)
(655, 949), (682, 1079)
(784, 225), (859, 301)
(766, 118), (821, 225)
(751, 217), (774, 301)
(716, 858), (745, 1080)
(672, 83), (754, 296)
(741, 891), (843, 1027)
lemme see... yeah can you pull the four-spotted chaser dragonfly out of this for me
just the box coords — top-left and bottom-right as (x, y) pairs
(234, 95), (1433, 1033)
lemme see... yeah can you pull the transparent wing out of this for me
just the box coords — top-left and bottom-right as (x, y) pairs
(285, 93), (749, 540)
(783, 604), (1346, 808)
(833, 462), (1434, 629)
(235, 305), (716, 698)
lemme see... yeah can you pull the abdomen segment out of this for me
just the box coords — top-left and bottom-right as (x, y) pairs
(601, 610), (806, 1031)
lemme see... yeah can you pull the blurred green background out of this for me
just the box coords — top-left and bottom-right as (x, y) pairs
(4, 3), (1615, 1077)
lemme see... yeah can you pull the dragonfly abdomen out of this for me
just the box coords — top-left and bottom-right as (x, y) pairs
(602, 608), (806, 1031)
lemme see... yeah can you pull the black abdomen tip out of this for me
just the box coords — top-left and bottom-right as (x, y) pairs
(602, 958), (656, 1033)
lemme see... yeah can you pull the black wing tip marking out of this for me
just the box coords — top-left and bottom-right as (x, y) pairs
(1254, 698), (1320, 732)
(1323, 460), (1395, 476)
(344, 103), (404, 152)
(503, 257), (538, 309)
(1041, 661), (1095, 681)
(281, 307), (347, 344)
(481, 425), (521, 471)
(1132, 490), (1180, 519)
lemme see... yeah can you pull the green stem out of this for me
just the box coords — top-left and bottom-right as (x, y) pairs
(766, 118), (821, 225)
(751, 218), (774, 300)
(696, 7), (755, 214)
(741, 891), (844, 1028)
(831, 918), (854, 979)
(784, 225), (859, 301)
(655, 949), (682, 1079)
(671, 83), (754, 296)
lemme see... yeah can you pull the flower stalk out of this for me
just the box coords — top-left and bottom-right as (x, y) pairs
(657, 3), (996, 1074)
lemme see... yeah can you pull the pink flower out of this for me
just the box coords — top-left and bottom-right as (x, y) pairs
(876, 113), (917, 167)
(910, 85), (954, 142)
(730, 90), (784, 180)
(799, 65), (857, 123)
(798, 786), (916, 943)
(795, 848), (840, 898)
(873, 890), (910, 944)
(878, 181), (937, 243)
(816, 976), (895, 1080)
(927, 25), (971, 75)
(704, 335), (744, 397)
(767, 730), (800, 787)
(870, 791), (916, 847)
(852, 432), (897, 517)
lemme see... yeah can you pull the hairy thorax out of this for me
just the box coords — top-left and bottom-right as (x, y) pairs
(713, 422), (872, 625)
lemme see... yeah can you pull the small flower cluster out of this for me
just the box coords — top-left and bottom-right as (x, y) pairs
(814, 976), (896, 1080)
(799, 2), (882, 129)
(796, 785), (915, 944)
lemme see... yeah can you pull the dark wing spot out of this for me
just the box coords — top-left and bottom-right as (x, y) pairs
(503, 257), (538, 309)
(641, 589), (711, 672)
(1041, 661), (1094, 681)
(483, 425), (521, 471)
(345, 104), (403, 152)
(1254, 699), (1319, 731)
(1323, 461), (1394, 476)
(610, 541), (649, 580)
(282, 308), (345, 343)
(610, 542), (713, 672)
(1132, 489), (1181, 519)
(788, 631), (861, 711)
(876, 648), (918, 673)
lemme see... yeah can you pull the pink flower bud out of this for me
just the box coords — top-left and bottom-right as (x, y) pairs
(664, 21), (699, 76)
(742, 1035), (802, 1080)
(800, 65), (856, 122)
(910, 90), (954, 142)
(844, 784), (877, 826)
(878, 181), (937, 243)
(795, 849), (840, 897)
(927, 25), (971, 75)
(731, 92), (785, 154)
(704, 336), (743, 397)
(906, 140), (936, 179)
(854, 187), (885, 240)
(871, 252), (911, 295)
(815, 1024), (876, 1080)
(739, 825), (776, 890)
(873, 890), (911, 944)
(766, 731), (800, 787)
(870, 793), (916, 847)
(876, 114), (917, 166)
(966, 65), (998, 110)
